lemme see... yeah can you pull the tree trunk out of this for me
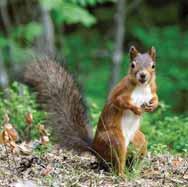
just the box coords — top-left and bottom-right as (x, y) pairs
(35, 3), (55, 55)
(0, 0), (21, 82)
(110, 0), (126, 90)
(0, 50), (9, 88)
(0, 0), (9, 88)
(0, 0), (11, 33)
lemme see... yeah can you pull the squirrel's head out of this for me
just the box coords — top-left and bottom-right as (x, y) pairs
(128, 46), (156, 85)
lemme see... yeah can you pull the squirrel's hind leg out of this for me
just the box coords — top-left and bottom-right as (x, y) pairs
(93, 129), (127, 176)
(130, 130), (148, 157)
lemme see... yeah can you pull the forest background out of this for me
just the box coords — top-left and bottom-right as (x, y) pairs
(0, 0), (187, 155)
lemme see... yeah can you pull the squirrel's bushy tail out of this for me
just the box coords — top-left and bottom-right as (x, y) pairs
(24, 57), (92, 151)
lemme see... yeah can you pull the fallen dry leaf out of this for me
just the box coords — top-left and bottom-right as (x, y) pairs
(2, 130), (10, 144)
(9, 141), (17, 153)
(25, 112), (33, 126)
(0, 132), (3, 144)
(0, 123), (19, 152)
(41, 165), (53, 176)
(142, 169), (160, 177)
(12, 180), (37, 187)
(38, 124), (49, 145)
(40, 135), (49, 145)
(17, 142), (33, 155)
(38, 124), (48, 136)
(4, 123), (19, 142)
(183, 174), (188, 180)
(172, 158), (183, 168)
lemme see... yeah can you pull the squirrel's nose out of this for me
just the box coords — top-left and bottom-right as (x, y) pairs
(140, 73), (146, 79)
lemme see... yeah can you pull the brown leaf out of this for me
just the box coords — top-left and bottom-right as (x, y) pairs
(142, 169), (160, 177)
(25, 112), (33, 125)
(38, 124), (48, 136)
(41, 135), (49, 145)
(4, 123), (19, 142)
(41, 165), (53, 176)
(2, 130), (10, 144)
(0, 123), (19, 152)
(9, 140), (17, 153)
(0, 132), (4, 144)
(172, 158), (183, 168)
(183, 174), (188, 180)
(12, 180), (37, 187)
(17, 142), (33, 155)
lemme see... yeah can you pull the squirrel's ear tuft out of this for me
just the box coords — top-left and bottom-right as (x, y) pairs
(148, 46), (156, 61)
(129, 46), (138, 60)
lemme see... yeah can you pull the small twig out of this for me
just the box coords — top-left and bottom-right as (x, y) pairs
(11, 152), (17, 169)
(155, 176), (185, 185)
(167, 177), (185, 185)
(162, 171), (166, 185)
(162, 157), (168, 185)
(24, 125), (32, 142)
(182, 166), (188, 177)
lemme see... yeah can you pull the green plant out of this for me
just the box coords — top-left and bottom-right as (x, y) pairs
(142, 105), (188, 154)
(34, 143), (53, 157)
(0, 82), (46, 140)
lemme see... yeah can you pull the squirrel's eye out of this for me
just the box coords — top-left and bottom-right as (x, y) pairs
(131, 63), (135, 68)
(152, 64), (155, 69)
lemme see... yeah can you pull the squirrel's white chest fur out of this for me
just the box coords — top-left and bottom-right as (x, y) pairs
(121, 85), (152, 146)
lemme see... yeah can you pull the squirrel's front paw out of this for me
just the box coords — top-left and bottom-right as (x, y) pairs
(132, 106), (143, 115)
(142, 101), (157, 112)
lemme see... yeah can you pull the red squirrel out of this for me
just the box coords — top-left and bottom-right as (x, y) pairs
(24, 46), (158, 176)
(92, 46), (158, 175)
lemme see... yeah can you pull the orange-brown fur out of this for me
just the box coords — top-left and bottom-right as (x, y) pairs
(92, 46), (159, 175)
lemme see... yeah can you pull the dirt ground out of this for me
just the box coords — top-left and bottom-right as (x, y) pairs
(0, 144), (187, 187)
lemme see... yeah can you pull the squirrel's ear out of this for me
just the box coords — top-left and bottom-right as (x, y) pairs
(148, 46), (156, 61)
(129, 46), (138, 60)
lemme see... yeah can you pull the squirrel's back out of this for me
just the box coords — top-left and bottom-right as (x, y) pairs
(24, 58), (92, 151)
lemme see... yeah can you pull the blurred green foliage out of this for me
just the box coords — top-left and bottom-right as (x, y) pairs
(0, 22), (42, 63)
(40, 0), (96, 26)
(143, 105), (188, 154)
(0, 0), (109, 63)
(0, 82), (46, 140)
(0, 0), (187, 154)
